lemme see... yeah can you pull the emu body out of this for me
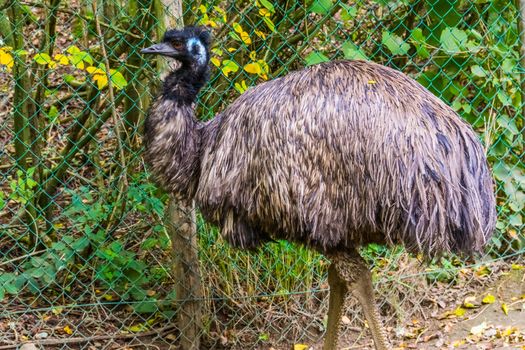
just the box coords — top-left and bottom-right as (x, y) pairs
(142, 27), (496, 350)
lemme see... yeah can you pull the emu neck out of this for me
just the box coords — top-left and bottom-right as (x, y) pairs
(161, 64), (209, 104)
(145, 65), (209, 199)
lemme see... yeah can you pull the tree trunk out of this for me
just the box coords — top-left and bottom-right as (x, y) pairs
(158, 2), (202, 349)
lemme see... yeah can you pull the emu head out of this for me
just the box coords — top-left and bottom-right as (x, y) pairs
(141, 26), (211, 70)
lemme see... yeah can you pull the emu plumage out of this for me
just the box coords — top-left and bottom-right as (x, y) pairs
(142, 26), (496, 350)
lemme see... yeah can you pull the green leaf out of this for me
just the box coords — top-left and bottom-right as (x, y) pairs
(47, 105), (59, 121)
(497, 92), (513, 107)
(509, 190), (525, 212)
(110, 70), (128, 90)
(440, 27), (468, 54)
(28, 267), (45, 278)
(497, 115), (519, 134)
(34, 53), (52, 65)
(259, 0), (275, 13)
(340, 4), (357, 20)
(133, 300), (158, 313)
(382, 31), (410, 55)
(470, 65), (487, 77)
(492, 162), (509, 181)
(502, 59), (515, 74)
(509, 213), (522, 226)
(341, 42), (368, 60)
(410, 28), (430, 59)
(309, 0), (333, 15)
(305, 51), (330, 65)
(262, 16), (275, 32)
(221, 60), (239, 77)
(4, 282), (19, 295)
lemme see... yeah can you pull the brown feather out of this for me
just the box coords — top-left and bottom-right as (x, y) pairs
(146, 59), (497, 256)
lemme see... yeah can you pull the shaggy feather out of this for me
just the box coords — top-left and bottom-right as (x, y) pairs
(145, 34), (496, 257)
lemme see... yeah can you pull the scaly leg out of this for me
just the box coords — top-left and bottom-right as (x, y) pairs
(325, 250), (391, 350)
(323, 264), (348, 350)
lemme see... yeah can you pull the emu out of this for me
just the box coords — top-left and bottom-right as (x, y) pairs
(141, 26), (496, 350)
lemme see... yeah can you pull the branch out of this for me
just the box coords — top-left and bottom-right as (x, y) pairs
(0, 325), (177, 349)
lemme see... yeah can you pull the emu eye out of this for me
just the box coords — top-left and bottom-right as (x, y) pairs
(172, 40), (184, 50)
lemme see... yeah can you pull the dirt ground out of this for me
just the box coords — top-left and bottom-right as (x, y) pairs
(331, 267), (525, 350)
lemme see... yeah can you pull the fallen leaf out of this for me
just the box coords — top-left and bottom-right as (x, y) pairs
(482, 294), (496, 304)
(463, 296), (478, 308)
(452, 339), (466, 347)
(294, 345), (309, 350)
(454, 307), (466, 317)
(501, 303), (509, 315)
(63, 325), (73, 335)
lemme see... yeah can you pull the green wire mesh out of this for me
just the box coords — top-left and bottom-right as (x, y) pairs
(0, 0), (524, 348)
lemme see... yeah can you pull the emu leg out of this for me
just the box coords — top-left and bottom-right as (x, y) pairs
(327, 251), (391, 350)
(323, 264), (348, 350)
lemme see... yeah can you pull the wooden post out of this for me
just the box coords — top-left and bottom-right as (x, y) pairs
(157, 2), (203, 349)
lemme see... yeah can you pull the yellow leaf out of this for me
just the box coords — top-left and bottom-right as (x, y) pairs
(368, 80), (377, 84)
(511, 264), (524, 270)
(259, 8), (271, 17)
(476, 265), (490, 276)
(500, 326), (516, 337)
(232, 22), (243, 33)
(254, 30), (266, 39)
(227, 47), (236, 53)
(211, 48), (223, 56)
(66, 45), (81, 54)
(203, 19), (217, 28)
(63, 325), (73, 335)
(249, 51), (257, 60)
(54, 54), (69, 65)
(198, 4), (207, 13)
(257, 59), (269, 74)
(234, 80), (248, 94)
(52, 307), (63, 315)
(240, 31), (252, 45)
(48, 60), (57, 69)
(0, 49), (14, 69)
(294, 345), (308, 350)
(211, 57), (221, 67)
(482, 294), (496, 304)
(501, 303), (509, 315)
(454, 307), (466, 317)
(75, 61), (85, 70)
(128, 324), (144, 332)
(95, 75), (108, 89)
(86, 66), (104, 75)
(244, 62), (261, 74)
(102, 293), (113, 300)
(452, 340), (466, 347)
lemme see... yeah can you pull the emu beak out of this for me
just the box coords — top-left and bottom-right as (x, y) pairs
(141, 43), (176, 57)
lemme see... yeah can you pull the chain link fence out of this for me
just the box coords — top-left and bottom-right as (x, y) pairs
(0, 0), (524, 348)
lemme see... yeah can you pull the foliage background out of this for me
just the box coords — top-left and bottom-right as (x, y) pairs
(0, 0), (524, 348)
